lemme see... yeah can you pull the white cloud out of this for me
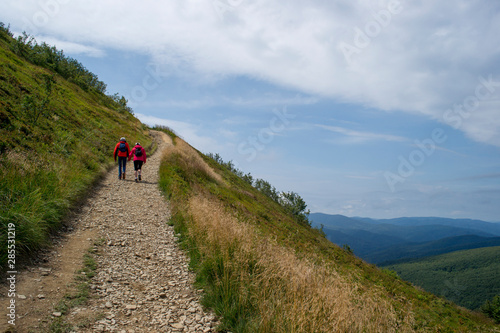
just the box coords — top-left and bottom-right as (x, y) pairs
(30, 35), (106, 57)
(218, 128), (238, 140)
(220, 95), (319, 107)
(135, 94), (318, 110)
(460, 100), (500, 144)
(135, 113), (218, 153)
(135, 98), (215, 110)
(1, 0), (499, 146)
(316, 124), (407, 144)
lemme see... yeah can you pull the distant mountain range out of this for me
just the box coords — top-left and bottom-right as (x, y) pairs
(310, 213), (500, 264)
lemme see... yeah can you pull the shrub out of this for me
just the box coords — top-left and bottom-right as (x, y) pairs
(481, 295), (500, 323)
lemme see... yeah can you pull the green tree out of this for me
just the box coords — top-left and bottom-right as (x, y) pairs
(342, 244), (353, 253)
(110, 93), (133, 114)
(4, 27), (108, 94)
(279, 191), (310, 225)
(481, 295), (500, 323)
(242, 172), (253, 185)
(0, 22), (13, 41)
(22, 74), (55, 125)
(254, 179), (279, 202)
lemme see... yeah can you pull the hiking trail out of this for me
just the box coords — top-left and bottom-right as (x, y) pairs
(0, 130), (219, 332)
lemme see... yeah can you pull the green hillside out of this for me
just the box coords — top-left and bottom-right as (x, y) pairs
(384, 246), (500, 310)
(0, 23), (152, 268)
(158, 135), (498, 332)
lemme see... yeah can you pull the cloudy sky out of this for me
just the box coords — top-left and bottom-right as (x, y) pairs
(2, 0), (500, 221)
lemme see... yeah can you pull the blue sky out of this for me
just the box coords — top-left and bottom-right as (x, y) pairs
(1, 0), (500, 221)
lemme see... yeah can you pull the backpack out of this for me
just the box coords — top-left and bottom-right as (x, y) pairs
(118, 142), (127, 152)
(134, 147), (143, 157)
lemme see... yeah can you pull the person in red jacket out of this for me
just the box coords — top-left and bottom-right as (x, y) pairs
(129, 142), (147, 182)
(114, 137), (130, 180)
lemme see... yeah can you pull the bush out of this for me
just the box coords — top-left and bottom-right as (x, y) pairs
(2, 24), (109, 95)
(481, 295), (500, 323)
(278, 191), (310, 225)
(205, 152), (311, 225)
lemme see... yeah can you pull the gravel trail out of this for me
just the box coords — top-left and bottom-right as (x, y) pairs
(68, 131), (218, 333)
(1, 131), (218, 333)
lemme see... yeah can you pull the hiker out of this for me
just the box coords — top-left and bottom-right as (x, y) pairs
(114, 137), (130, 180)
(129, 142), (147, 182)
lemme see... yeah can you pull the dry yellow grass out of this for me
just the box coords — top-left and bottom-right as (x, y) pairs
(161, 135), (417, 332)
(188, 194), (416, 332)
(163, 137), (224, 185)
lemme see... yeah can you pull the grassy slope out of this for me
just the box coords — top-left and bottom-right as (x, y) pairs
(158, 135), (498, 333)
(0, 32), (152, 268)
(385, 246), (500, 310)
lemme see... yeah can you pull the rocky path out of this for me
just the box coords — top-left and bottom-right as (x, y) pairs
(1, 131), (218, 332)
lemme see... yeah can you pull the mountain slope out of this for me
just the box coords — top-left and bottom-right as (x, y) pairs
(310, 213), (500, 264)
(355, 216), (500, 236)
(373, 235), (500, 265)
(0, 24), (152, 268)
(311, 213), (497, 241)
(321, 227), (406, 255)
(158, 136), (498, 332)
(384, 246), (500, 310)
